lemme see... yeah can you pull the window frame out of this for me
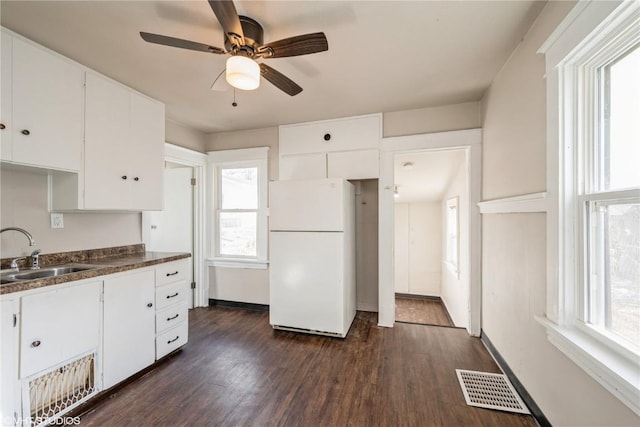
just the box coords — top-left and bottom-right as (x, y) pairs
(539, 0), (640, 415)
(207, 147), (269, 269)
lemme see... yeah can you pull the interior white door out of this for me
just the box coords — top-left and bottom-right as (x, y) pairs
(144, 166), (194, 307)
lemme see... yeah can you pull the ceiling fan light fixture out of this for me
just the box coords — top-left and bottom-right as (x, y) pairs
(226, 56), (260, 90)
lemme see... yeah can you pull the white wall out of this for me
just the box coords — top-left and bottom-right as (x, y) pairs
(394, 201), (441, 297)
(481, 1), (639, 425)
(440, 159), (468, 327)
(165, 119), (206, 153)
(384, 102), (481, 138)
(0, 168), (141, 257)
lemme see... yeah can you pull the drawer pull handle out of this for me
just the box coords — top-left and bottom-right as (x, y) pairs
(167, 336), (180, 344)
(167, 314), (179, 321)
(166, 271), (179, 277)
(166, 292), (179, 299)
(31, 340), (41, 348)
(147, 302), (153, 308)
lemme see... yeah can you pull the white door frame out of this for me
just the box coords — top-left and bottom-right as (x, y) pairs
(142, 143), (208, 308)
(378, 128), (482, 336)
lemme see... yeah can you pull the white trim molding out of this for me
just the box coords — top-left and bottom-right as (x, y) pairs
(378, 128), (482, 335)
(478, 192), (548, 214)
(206, 258), (268, 270)
(142, 143), (208, 308)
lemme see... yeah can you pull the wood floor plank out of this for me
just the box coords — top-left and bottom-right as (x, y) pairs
(395, 297), (454, 326)
(79, 308), (536, 426)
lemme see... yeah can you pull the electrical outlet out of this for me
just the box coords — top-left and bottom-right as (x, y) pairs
(51, 213), (64, 229)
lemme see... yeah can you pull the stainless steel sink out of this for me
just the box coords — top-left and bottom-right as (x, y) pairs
(0, 264), (100, 283)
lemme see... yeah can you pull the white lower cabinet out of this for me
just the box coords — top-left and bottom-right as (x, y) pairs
(20, 281), (101, 378)
(102, 270), (155, 389)
(155, 259), (189, 360)
(0, 299), (19, 426)
(4, 259), (190, 422)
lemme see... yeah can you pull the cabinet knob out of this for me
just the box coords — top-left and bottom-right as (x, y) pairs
(323, 133), (331, 141)
(134, 177), (140, 181)
(147, 302), (153, 308)
(31, 340), (41, 348)
(0, 123), (5, 130)
(21, 129), (30, 135)
(121, 175), (128, 180)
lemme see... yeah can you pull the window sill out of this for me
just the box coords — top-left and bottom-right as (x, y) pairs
(535, 315), (640, 416)
(207, 258), (269, 270)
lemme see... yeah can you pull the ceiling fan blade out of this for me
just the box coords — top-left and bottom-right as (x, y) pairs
(208, 0), (244, 47)
(260, 32), (328, 58)
(140, 32), (225, 54)
(259, 63), (302, 96)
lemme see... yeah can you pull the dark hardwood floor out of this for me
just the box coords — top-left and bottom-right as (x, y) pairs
(395, 297), (454, 327)
(80, 307), (536, 426)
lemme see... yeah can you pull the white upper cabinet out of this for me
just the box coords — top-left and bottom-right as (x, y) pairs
(53, 71), (165, 211)
(278, 114), (381, 180)
(0, 30), (83, 172)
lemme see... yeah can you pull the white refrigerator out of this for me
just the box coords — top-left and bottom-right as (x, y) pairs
(269, 178), (356, 338)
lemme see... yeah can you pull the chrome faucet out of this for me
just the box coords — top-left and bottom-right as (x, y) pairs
(1, 227), (38, 271)
(1, 227), (36, 246)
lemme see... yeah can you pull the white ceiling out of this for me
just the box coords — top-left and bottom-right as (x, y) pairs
(394, 149), (466, 203)
(0, 1), (544, 134)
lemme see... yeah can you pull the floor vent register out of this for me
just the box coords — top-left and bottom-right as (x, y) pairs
(456, 369), (530, 414)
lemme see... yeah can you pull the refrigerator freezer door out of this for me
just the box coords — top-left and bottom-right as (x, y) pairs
(269, 178), (348, 232)
(270, 231), (345, 335)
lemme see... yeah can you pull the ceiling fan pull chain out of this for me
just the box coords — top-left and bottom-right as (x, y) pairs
(232, 88), (238, 107)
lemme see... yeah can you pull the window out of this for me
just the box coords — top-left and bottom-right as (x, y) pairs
(583, 44), (640, 350)
(208, 147), (268, 268)
(445, 197), (459, 276)
(540, 0), (640, 414)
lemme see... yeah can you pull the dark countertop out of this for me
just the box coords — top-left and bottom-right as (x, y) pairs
(0, 244), (191, 295)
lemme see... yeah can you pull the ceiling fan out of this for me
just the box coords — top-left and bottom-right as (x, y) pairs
(140, 0), (328, 96)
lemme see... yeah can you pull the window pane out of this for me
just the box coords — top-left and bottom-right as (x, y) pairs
(219, 212), (257, 257)
(590, 201), (640, 347)
(602, 44), (640, 191)
(221, 167), (257, 209)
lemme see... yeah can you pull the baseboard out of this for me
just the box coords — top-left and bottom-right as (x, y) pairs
(209, 299), (269, 312)
(395, 293), (441, 301)
(356, 302), (378, 312)
(481, 332), (551, 427)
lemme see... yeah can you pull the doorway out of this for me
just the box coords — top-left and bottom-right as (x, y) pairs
(378, 129), (482, 335)
(142, 143), (208, 308)
(393, 149), (467, 327)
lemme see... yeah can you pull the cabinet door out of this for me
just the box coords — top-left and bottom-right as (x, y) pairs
(103, 270), (155, 389)
(128, 92), (164, 210)
(327, 149), (379, 179)
(1, 32), (12, 161)
(0, 299), (19, 424)
(20, 282), (101, 378)
(279, 153), (327, 180)
(84, 72), (130, 210)
(11, 37), (82, 171)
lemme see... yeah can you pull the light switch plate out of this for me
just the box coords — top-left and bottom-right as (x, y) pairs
(51, 213), (64, 229)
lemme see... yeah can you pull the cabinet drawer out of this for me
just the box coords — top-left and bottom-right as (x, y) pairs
(155, 281), (189, 310)
(156, 260), (188, 287)
(279, 114), (381, 155)
(156, 303), (188, 334)
(156, 322), (188, 359)
(327, 149), (379, 179)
